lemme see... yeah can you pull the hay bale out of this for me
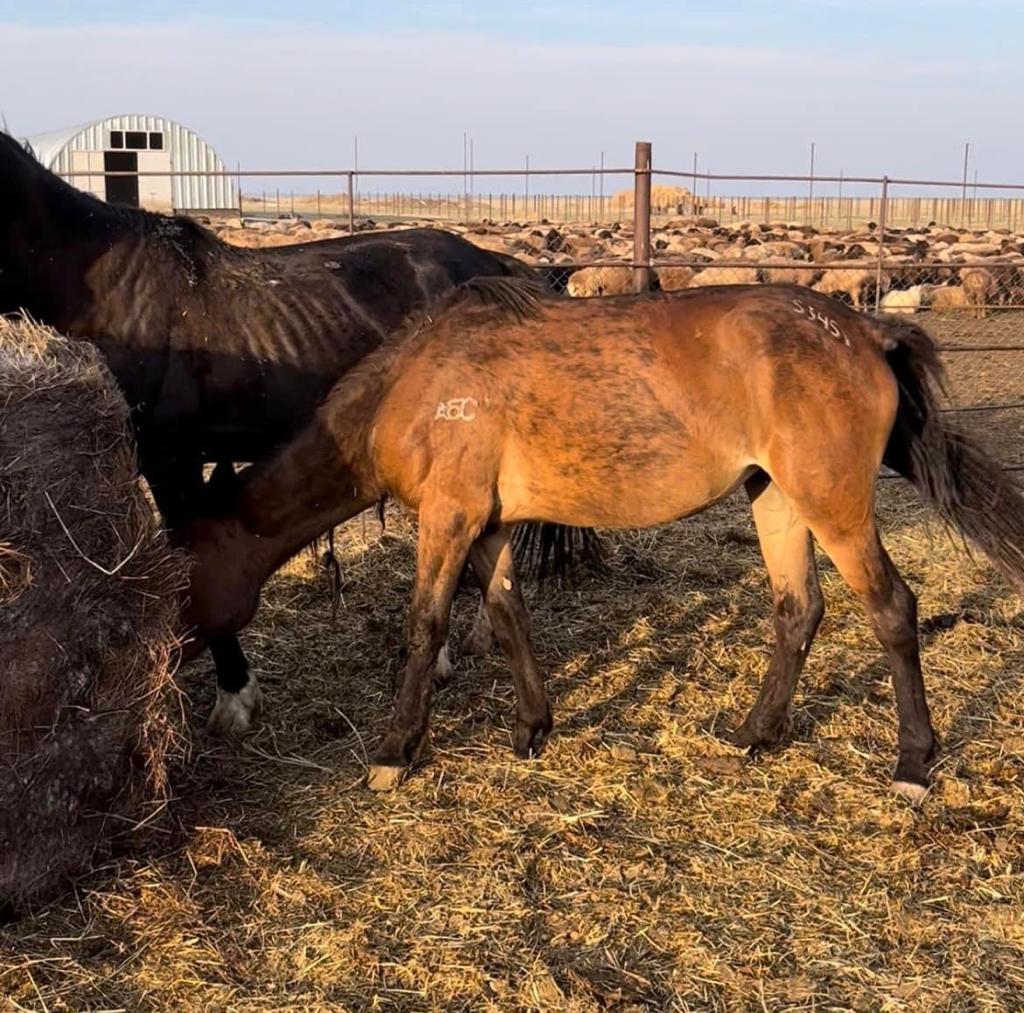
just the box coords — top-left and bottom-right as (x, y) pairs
(0, 316), (187, 912)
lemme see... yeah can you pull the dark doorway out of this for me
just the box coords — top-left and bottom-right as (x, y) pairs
(104, 151), (139, 207)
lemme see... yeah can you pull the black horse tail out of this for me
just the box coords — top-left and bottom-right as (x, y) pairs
(490, 250), (536, 279)
(488, 251), (566, 295)
(881, 318), (1024, 593)
(512, 523), (605, 583)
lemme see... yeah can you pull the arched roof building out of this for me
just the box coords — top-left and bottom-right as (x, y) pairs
(24, 113), (236, 211)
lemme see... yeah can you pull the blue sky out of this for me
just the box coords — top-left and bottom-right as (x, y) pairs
(1, 2), (1020, 193)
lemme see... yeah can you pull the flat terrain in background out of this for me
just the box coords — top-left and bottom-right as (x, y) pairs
(2, 316), (1023, 1010)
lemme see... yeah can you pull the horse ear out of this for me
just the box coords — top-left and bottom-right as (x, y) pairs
(1, 110), (9, 136)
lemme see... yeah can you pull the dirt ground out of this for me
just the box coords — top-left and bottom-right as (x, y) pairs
(2, 312), (1023, 1011)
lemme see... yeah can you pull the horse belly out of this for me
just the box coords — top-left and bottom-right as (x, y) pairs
(498, 431), (751, 529)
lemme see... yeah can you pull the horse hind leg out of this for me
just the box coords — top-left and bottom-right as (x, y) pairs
(806, 518), (935, 802)
(468, 526), (552, 758)
(729, 475), (824, 752)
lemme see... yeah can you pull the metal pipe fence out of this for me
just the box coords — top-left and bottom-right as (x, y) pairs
(59, 143), (1024, 471)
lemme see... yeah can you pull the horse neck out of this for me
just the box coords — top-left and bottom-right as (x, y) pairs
(233, 375), (388, 582)
(1, 154), (142, 326)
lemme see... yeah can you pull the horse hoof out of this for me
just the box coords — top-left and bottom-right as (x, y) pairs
(893, 779), (930, 806)
(513, 712), (553, 759)
(367, 764), (406, 791)
(433, 644), (455, 689)
(726, 714), (789, 752)
(207, 678), (263, 738)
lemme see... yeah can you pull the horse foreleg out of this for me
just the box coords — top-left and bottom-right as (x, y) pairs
(144, 451), (261, 736)
(729, 476), (823, 751)
(140, 446), (205, 529)
(207, 634), (263, 737)
(367, 502), (484, 790)
(468, 526), (551, 758)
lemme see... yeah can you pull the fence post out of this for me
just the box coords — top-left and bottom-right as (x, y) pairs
(633, 140), (652, 293)
(875, 175), (889, 314)
(347, 172), (355, 234)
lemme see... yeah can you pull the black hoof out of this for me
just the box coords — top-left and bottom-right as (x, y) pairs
(726, 713), (790, 753)
(513, 708), (553, 759)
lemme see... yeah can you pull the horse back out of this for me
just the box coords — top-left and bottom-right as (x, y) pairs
(368, 284), (900, 526)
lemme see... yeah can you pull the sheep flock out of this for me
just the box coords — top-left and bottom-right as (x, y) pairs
(205, 212), (1024, 317)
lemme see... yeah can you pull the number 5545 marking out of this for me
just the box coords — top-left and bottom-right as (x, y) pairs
(792, 298), (849, 346)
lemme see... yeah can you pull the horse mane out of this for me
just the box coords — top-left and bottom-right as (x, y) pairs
(0, 129), (219, 280)
(413, 274), (545, 332)
(313, 275), (547, 448)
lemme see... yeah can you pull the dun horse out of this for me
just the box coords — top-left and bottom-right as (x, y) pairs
(183, 279), (1024, 799)
(0, 130), (539, 731)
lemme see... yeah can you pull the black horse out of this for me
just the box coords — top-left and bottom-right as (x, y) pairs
(0, 130), (530, 732)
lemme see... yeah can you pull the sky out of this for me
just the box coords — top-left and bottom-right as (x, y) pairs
(1, 1), (1020, 195)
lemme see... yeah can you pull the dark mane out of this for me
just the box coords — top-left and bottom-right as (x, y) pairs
(386, 275), (547, 359)
(323, 275), (549, 411)
(407, 274), (547, 334)
(0, 129), (218, 268)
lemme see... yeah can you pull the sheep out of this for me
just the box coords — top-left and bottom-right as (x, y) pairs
(807, 237), (843, 263)
(655, 266), (695, 291)
(813, 267), (890, 311)
(760, 260), (819, 287)
(930, 285), (970, 312)
(961, 266), (997, 319)
(880, 285), (933, 315)
(689, 266), (760, 287)
(565, 266), (635, 297)
(743, 241), (806, 262)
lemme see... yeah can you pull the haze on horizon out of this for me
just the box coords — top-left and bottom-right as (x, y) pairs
(1, 0), (1019, 195)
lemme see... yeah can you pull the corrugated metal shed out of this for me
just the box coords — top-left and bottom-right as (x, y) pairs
(24, 114), (236, 211)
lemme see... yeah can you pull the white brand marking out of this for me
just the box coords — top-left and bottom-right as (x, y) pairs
(435, 397), (478, 422)
(791, 298), (849, 346)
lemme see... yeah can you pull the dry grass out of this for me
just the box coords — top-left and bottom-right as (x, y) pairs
(2, 316), (1023, 1009)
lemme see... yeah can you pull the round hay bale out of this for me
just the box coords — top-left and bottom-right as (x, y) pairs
(0, 316), (187, 913)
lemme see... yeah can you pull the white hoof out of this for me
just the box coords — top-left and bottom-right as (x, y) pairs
(893, 779), (929, 806)
(436, 643), (455, 683)
(367, 764), (406, 791)
(207, 678), (263, 738)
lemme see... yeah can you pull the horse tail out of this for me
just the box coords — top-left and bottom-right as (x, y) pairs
(880, 317), (1024, 593)
(488, 251), (566, 294)
(489, 250), (535, 279)
(512, 523), (605, 584)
